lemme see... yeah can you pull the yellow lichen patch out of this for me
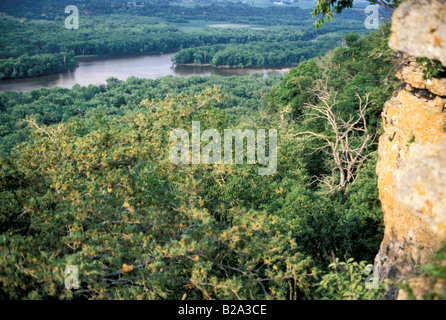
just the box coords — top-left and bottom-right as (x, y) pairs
(376, 77), (446, 292)
(437, 223), (446, 238)
(414, 183), (427, 196)
(433, 34), (442, 47)
(420, 199), (434, 215)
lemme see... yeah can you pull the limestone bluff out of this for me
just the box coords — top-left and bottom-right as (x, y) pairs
(374, 0), (446, 300)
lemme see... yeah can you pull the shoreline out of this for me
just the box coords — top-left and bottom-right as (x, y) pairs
(174, 63), (295, 70)
(0, 51), (177, 82)
(0, 53), (290, 92)
(74, 49), (179, 61)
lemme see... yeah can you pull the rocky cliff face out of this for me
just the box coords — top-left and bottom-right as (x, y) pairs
(375, 0), (446, 299)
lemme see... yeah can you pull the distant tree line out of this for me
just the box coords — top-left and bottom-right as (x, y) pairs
(0, 14), (366, 79)
(172, 33), (350, 67)
(0, 0), (368, 79)
(0, 52), (77, 80)
(0, 0), (367, 25)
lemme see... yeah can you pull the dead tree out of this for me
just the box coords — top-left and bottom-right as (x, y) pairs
(296, 82), (376, 203)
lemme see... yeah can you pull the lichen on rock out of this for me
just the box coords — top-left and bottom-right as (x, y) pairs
(389, 0), (446, 67)
(374, 0), (446, 300)
(394, 140), (446, 237)
(395, 54), (446, 96)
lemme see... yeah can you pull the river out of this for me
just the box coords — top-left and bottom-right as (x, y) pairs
(0, 52), (289, 92)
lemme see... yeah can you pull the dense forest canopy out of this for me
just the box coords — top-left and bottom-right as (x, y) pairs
(1, 18), (398, 298)
(3, 0), (444, 302)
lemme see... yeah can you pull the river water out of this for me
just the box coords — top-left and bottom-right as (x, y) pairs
(0, 52), (289, 92)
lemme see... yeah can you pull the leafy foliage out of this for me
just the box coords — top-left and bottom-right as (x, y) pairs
(0, 74), (282, 155)
(416, 58), (445, 81)
(0, 88), (317, 299)
(312, 0), (401, 28)
(422, 242), (446, 300)
(263, 25), (397, 129)
(315, 258), (387, 300)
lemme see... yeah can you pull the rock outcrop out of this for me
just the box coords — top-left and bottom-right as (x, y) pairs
(375, 0), (446, 300)
(389, 0), (446, 67)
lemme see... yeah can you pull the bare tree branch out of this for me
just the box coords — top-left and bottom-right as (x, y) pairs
(296, 86), (376, 202)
